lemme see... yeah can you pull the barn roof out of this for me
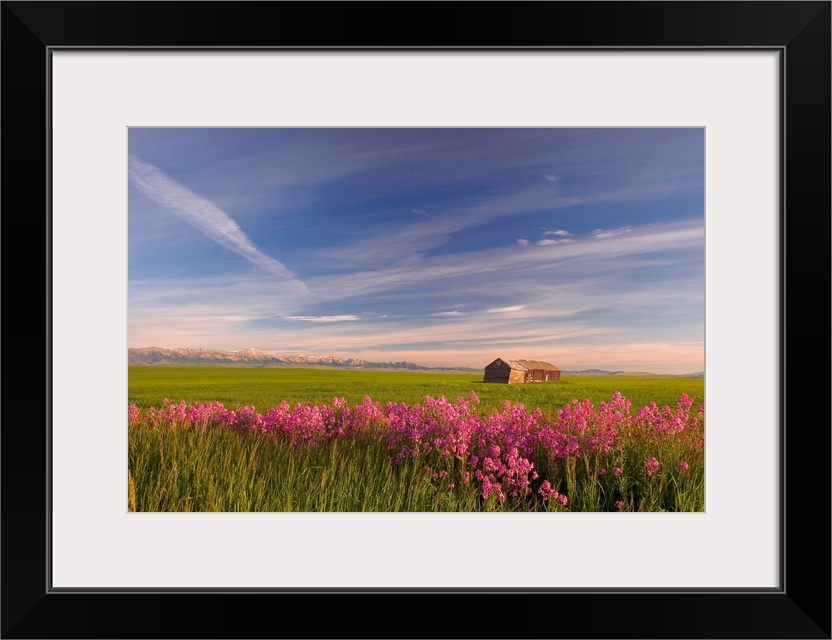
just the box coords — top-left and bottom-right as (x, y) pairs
(486, 358), (560, 371)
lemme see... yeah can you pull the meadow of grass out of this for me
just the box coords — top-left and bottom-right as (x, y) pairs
(129, 423), (486, 512)
(128, 366), (703, 419)
(128, 367), (704, 513)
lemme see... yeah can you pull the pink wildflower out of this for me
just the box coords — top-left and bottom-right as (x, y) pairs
(612, 467), (622, 475)
(614, 500), (624, 511)
(678, 461), (689, 471)
(645, 457), (660, 476)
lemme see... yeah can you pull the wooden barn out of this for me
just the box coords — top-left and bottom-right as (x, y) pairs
(483, 358), (561, 384)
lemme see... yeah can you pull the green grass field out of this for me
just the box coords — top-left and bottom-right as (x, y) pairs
(128, 366), (704, 418)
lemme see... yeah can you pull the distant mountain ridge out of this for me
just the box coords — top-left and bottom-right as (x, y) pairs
(128, 347), (702, 377)
(561, 368), (704, 378)
(127, 347), (480, 372)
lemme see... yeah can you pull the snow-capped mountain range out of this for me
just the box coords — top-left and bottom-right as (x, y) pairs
(127, 347), (478, 371)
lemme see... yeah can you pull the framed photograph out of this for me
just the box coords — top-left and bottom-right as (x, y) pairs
(3, 2), (829, 638)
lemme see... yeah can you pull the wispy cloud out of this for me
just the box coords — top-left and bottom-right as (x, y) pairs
(128, 154), (306, 288)
(319, 184), (579, 268)
(593, 227), (633, 239)
(284, 315), (358, 323)
(303, 219), (703, 304)
(544, 229), (572, 237)
(487, 305), (525, 313)
(516, 239), (530, 247)
(537, 238), (575, 246)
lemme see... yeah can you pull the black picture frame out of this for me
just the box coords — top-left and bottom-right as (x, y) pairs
(2, 2), (829, 638)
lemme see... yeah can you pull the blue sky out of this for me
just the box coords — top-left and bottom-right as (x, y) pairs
(128, 128), (704, 373)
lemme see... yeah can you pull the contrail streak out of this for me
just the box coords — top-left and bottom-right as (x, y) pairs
(129, 154), (305, 287)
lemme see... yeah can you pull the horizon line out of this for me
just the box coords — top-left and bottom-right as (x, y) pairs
(127, 346), (704, 376)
